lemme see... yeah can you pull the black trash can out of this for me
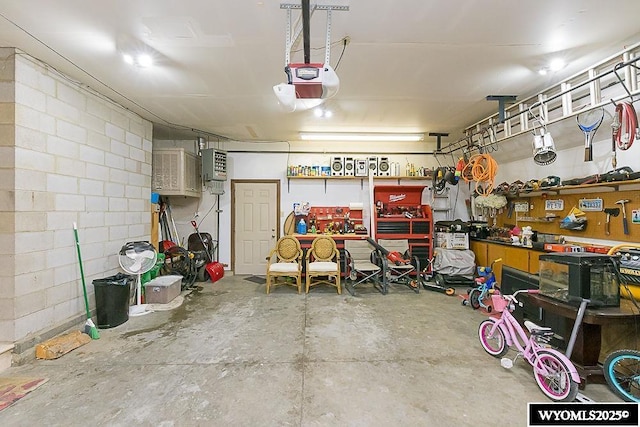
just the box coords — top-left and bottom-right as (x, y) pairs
(92, 273), (132, 328)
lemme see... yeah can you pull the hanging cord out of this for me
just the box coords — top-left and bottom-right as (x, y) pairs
(462, 153), (499, 196)
(614, 102), (638, 150)
(432, 166), (448, 194)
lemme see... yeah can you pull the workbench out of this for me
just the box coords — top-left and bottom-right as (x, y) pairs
(527, 293), (640, 388)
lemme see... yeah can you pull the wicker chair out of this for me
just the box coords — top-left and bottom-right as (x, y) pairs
(306, 236), (341, 294)
(265, 236), (303, 294)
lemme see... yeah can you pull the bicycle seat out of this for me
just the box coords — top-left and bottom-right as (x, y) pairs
(524, 320), (553, 335)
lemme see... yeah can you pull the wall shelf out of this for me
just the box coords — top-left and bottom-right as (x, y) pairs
(517, 217), (558, 223)
(285, 175), (433, 193)
(506, 179), (640, 198)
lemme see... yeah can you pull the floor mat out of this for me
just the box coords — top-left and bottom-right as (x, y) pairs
(0, 377), (48, 411)
(244, 276), (266, 284)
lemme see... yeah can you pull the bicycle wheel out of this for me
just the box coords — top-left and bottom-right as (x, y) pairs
(469, 289), (481, 309)
(478, 320), (508, 357)
(533, 350), (579, 402)
(603, 349), (640, 402)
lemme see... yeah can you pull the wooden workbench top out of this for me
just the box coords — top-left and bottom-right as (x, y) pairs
(292, 233), (368, 239)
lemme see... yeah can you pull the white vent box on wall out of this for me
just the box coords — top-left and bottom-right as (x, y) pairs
(152, 148), (201, 198)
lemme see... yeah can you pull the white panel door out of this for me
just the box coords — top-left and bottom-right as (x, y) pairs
(233, 181), (278, 275)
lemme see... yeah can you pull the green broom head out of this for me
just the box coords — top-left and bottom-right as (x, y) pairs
(84, 318), (100, 340)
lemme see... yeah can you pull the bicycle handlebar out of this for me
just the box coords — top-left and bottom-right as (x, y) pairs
(502, 288), (539, 304)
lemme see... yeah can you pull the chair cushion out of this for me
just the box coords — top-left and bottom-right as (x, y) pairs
(387, 263), (414, 270)
(269, 262), (299, 273)
(308, 261), (338, 273)
(353, 262), (380, 272)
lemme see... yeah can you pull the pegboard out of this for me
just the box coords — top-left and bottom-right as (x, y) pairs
(495, 187), (640, 242)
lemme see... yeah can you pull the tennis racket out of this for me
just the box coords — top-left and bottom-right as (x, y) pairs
(576, 107), (604, 162)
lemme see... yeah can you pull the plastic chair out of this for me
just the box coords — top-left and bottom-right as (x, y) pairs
(344, 239), (385, 296)
(266, 236), (303, 294)
(306, 236), (341, 294)
(376, 239), (420, 294)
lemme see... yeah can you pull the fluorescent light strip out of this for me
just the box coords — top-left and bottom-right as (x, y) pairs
(299, 132), (424, 142)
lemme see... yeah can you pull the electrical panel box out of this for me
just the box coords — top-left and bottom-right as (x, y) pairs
(152, 148), (201, 198)
(202, 148), (227, 181)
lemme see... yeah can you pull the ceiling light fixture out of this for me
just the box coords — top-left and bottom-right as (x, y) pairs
(538, 58), (566, 75)
(313, 107), (332, 118)
(137, 53), (153, 67)
(532, 129), (557, 165)
(549, 58), (566, 72)
(121, 51), (154, 68)
(299, 132), (424, 142)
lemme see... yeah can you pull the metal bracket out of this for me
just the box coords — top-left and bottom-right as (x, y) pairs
(280, 3), (349, 11)
(486, 95), (517, 123)
(281, 2), (349, 66)
(429, 132), (449, 152)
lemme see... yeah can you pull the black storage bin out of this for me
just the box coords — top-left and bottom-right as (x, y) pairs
(92, 273), (132, 328)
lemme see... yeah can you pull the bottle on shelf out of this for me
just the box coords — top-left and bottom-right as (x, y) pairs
(297, 218), (307, 234)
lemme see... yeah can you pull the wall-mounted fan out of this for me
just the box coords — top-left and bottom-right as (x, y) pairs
(119, 241), (157, 316)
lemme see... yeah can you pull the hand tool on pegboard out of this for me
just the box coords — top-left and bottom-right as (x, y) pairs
(603, 207), (620, 236)
(616, 199), (630, 235)
(507, 201), (514, 218)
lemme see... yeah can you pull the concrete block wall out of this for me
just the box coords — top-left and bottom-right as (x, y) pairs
(0, 48), (16, 343)
(4, 50), (153, 347)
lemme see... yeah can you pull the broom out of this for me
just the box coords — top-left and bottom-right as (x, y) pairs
(73, 223), (100, 340)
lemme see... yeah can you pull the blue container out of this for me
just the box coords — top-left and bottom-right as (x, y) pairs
(297, 218), (307, 234)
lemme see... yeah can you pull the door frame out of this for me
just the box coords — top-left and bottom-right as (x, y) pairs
(230, 179), (281, 273)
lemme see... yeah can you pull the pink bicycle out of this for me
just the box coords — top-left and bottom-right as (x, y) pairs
(478, 289), (580, 401)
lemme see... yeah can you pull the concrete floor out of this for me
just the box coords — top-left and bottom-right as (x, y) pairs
(0, 274), (619, 426)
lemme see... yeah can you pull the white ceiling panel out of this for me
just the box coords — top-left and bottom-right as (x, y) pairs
(0, 0), (638, 146)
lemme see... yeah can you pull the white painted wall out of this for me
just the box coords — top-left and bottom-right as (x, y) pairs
(153, 139), (472, 271)
(489, 111), (640, 184)
(4, 51), (152, 345)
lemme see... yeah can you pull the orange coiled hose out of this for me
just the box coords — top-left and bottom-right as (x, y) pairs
(461, 153), (499, 196)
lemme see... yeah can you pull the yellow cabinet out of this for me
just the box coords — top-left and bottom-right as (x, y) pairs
(471, 240), (544, 284)
(529, 251), (542, 274)
(469, 241), (488, 267)
(504, 246), (529, 272)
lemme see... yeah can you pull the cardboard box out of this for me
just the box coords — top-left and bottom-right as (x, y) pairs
(435, 232), (469, 250)
(144, 275), (182, 304)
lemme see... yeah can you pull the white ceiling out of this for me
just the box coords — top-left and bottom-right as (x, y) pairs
(0, 1), (639, 147)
